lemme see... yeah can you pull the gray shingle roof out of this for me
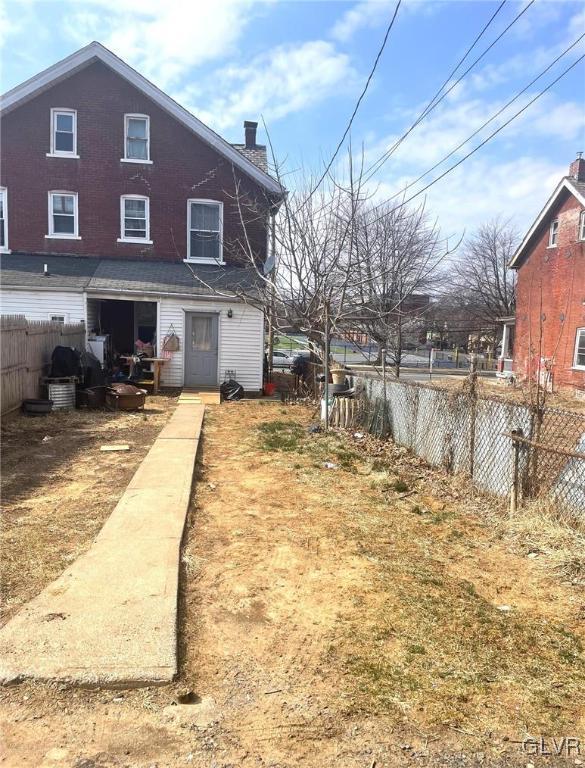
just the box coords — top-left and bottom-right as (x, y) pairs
(1, 253), (260, 297)
(231, 144), (270, 175)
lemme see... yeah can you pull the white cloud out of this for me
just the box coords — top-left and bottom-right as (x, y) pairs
(331, 0), (434, 42)
(63, 0), (264, 89)
(180, 41), (357, 132)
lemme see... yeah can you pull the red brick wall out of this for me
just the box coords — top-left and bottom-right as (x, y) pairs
(0, 61), (271, 264)
(514, 188), (585, 390)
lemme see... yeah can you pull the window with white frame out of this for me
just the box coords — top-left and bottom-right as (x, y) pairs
(0, 187), (7, 251)
(50, 109), (77, 156)
(549, 219), (559, 247)
(574, 328), (585, 369)
(48, 192), (78, 238)
(123, 114), (150, 161)
(579, 210), (585, 241)
(187, 200), (223, 262)
(49, 314), (68, 324)
(119, 195), (150, 242)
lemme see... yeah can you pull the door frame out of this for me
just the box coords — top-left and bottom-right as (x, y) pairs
(182, 309), (221, 387)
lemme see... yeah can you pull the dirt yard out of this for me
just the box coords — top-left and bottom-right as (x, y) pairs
(0, 400), (584, 767)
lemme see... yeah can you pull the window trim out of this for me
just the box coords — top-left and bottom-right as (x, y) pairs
(579, 210), (585, 242)
(186, 198), (224, 264)
(118, 194), (152, 244)
(548, 219), (559, 248)
(0, 187), (9, 253)
(573, 327), (585, 371)
(48, 313), (69, 323)
(122, 113), (152, 163)
(46, 190), (80, 239)
(47, 108), (79, 158)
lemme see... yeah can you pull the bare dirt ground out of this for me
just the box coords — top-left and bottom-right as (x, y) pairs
(1, 400), (584, 767)
(0, 395), (178, 625)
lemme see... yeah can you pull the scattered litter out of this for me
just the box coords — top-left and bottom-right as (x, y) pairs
(527, 551), (539, 559)
(113, 695), (124, 703)
(207, 482), (217, 491)
(100, 444), (130, 452)
(42, 435), (53, 443)
(322, 461), (338, 470)
(307, 424), (322, 434)
(353, 432), (365, 439)
(497, 605), (512, 612)
(264, 688), (283, 695)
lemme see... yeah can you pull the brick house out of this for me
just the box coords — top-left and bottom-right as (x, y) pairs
(0, 41), (284, 391)
(500, 156), (585, 394)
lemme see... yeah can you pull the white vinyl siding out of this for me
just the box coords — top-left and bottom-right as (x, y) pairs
(159, 296), (263, 390)
(49, 108), (78, 157)
(0, 289), (85, 323)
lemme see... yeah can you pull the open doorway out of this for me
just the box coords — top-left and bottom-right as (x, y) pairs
(94, 299), (157, 356)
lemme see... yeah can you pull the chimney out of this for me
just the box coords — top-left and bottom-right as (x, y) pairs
(244, 120), (257, 149)
(569, 152), (585, 182)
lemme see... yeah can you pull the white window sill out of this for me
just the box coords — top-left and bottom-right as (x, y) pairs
(45, 234), (81, 240)
(571, 366), (585, 372)
(120, 158), (153, 165)
(0, 248), (11, 254)
(184, 258), (226, 266)
(546, 244), (557, 249)
(117, 237), (153, 244)
(46, 153), (80, 159)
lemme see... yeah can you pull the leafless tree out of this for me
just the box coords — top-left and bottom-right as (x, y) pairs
(446, 217), (517, 350)
(342, 200), (454, 376)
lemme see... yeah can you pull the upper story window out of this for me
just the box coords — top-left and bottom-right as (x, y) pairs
(47, 191), (79, 239)
(574, 328), (585, 370)
(187, 199), (223, 263)
(549, 219), (559, 247)
(579, 211), (585, 241)
(0, 187), (8, 252)
(49, 109), (78, 157)
(118, 195), (151, 243)
(123, 114), (151, 163)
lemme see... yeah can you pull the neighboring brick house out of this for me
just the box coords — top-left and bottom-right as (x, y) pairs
(0, 41), (283, 391)
(503, 156), (585, 394)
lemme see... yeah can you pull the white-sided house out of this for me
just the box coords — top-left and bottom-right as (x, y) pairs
(0, 254), (265, 391)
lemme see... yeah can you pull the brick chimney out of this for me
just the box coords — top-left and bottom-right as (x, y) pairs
(244, 120), (257, 149)
(569, 152), (585, 182)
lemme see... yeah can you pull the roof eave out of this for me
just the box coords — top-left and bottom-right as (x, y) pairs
(509, 177), (585, 269)
(0, 41), (284, 197)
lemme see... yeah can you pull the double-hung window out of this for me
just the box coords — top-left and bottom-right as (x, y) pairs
(579, 210), (585, 241)
(50, 109), (77, 157)
(48, 192), (79, 238)
(549, 219), (559, 247)
(574, 328), (585, 370)
(123, 114), (150, 162)
(119, 195), (151, 243)
(0, 188), (8, 252)
(187, 199), (223, 262)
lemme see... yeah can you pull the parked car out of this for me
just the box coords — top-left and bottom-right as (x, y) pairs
(272, 350), (296, 369)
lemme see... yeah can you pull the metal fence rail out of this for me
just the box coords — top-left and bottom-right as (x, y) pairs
(346, 374), (585, 515)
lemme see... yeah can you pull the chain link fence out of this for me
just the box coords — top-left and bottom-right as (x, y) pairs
(346, 374), (585, 515)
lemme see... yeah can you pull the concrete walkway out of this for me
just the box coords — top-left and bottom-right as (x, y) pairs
(0, 402), (205, 688)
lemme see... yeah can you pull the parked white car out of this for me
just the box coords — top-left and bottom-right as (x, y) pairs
(271, 350), (295, 369)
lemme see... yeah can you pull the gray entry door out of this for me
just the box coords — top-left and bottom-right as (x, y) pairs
(184, 313), (219, 387)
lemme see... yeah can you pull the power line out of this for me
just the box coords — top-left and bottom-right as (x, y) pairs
(365, 0), (534, 181)
(303, 0), (402, 205)
(366, 52), (585, 227)
(377, 32), (585, 207)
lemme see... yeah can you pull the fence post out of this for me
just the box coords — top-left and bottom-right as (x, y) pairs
(510, 428), (523, 515)
(468, 355), (478, 478)
(381, 347), (387, 437)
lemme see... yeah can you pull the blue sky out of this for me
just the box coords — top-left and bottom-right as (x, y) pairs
(1, 0), (584, 239)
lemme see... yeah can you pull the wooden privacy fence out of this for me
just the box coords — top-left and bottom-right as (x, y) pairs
(1, 315), (86, 415)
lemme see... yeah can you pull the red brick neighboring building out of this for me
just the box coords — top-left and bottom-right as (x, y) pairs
(508, 156), (585, 393)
